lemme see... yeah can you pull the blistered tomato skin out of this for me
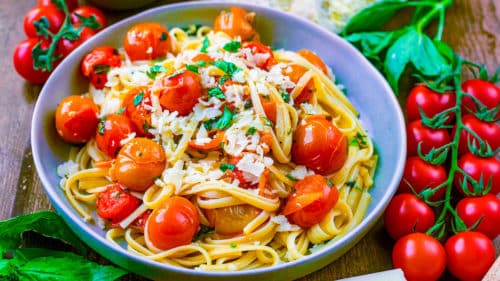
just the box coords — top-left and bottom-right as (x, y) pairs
(96, 183), (140, 224)
(95, 114), (135, 158)
(124, 22), (172, 61)
(153, 70), (202, 116)
(55, 95), (100, 144)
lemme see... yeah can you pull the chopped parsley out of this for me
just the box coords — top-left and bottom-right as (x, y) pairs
(213, 60), (241, 77)
(280, 90), (290, 102)
(159, 32), (168, 41)
(219, 75), (229, 85)
(326, 179), (334, 187)
(349, 132), (368, 148)
(247, 127), (256, 135)
(142, 123), (151, 132)
(116, 107), (126, 114)
(208, 86), (225, 99)
(223, 41), (242, 53)
(229, 242), (237, 248)
(215, 106), (234, 130)
(193, 224), (214, 241)
(286, 173), (297, 181)
(195, 60), (207, 67)
(203, 120), (213, 131)
(133, 92), (144, 106)
(264, 117), (274, 127)
(219, 163), (236, 172)
(185, 64), (199, 73)
(244, 99), (252, 109)
(200, 37), (210, 53)
(98, 117), (106, 135)
(146, 65), (167, 79)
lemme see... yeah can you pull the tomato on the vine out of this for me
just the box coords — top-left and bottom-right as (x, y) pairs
(454, 153), (500, 195)
(122, 87), (153, 137)
(153, 70), (202, 116)
(445, 231), (496, 281)
(124, 22), (172, 61)
(384, 194), (435, 240)
(405, 85), (456, 123)
(145, 196), (199, 251)
(297, 49), (328, 75)
(71, 6), (107, 32)
(24, 6), (64, 38)
(13, 38), (52, 84)
(461, 79), (500, 118)
(81, 46), (121, 89)
(57, 26), (96, 57)
(204, 204), (260, 235)
(55, 95), (99, 143)
(96, 183), (140, 224)
(392, 233), (446, 281)
(38, 0), (78, 12)
(453, 114), (500, 156)
(456, 195), (500, 239)
(214, 7), (259, 41)
(292, 115), (347, 175)
(397, 157), (447, 201)
(95, 114), (135, 158)
(241, 41), (275, 70)
(406, 119), (451, 157)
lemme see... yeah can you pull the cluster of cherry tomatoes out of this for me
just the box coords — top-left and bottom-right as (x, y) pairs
(385, 78), (500, 281)
(13, 0), (106, 84)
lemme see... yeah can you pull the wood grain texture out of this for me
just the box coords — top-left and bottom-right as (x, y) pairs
(0, 0), (497, 280)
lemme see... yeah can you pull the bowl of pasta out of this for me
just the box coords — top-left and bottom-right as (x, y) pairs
(31, 1), (406, 280)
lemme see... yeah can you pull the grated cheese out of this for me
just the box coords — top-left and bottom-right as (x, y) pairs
(271, 215), (301, 232)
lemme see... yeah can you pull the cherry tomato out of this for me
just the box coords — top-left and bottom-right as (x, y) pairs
(297, 49), (328, 75)
(122, 87), (153, 137)
(214, 7), (260, 41)
(260, 94), (277, 124)
(453, 114), (500, 156)
(55, 95), (99, 143)
(24, 6), (64, 38)
(57, 26), (96, 57)
(292, 115), (347, 175)
(38, 0), (78, 12)
(204, 204), (260, 235)
(461, 79), (500, 118)
(457, 195), (500, 239)
(71, 6), (107, 32)
(130, 209), (151, 233)
(13, 38), (52, 84)
(454, 153), (500, 195)
(283, 64), (315, 104)
(153, 70), (202, 116)
(192, 53), (214, 63)
(406, 85), (456, 123)
(397, 157), (447, 201)
(95, 114), (135, 158)
(145, 196), (199, 251)
(406, 119), (451, 157)
(110, 138), (166, 192)
(445, 231), (496, 281)
(384, 194), (435, 240)
(81, 46), (121, 89)
(124, 22), (172, 61)
(392, 233), (446, 281)
(96, 183), (141, 224)
(227, 157), (257, 189)
(282, 175), (339, 228)
(241, 41), (275, 70)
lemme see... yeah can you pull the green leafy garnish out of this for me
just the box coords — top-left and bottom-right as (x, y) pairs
(133, 92), (144, 106)
(200, 37), (210, 53)
(215, 106), (234, 130)
(349, 132), (368, 148)
(247, 127), (256, 135)
(193, 224), (214, 241)
(186, 64), (199, 73)
(115, 107), (126, 115)
(213, 60), (241, 77)
(208, 87), (225, 99)
(146, 64), (167, 79)
(280, 90), (290, 102)
(98, 117), (106, 135)
(220, 163), (236, 172)
(223, 41), (242, 53)
(286, 174), (297, 181)
(229, 242), (237, 248)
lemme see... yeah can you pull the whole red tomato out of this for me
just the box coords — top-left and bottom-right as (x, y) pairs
(406, 120), (451, 157)
(384, 193), (435, 240)
(122, 87), (153, 137)
(457, 195), (500, 239)
(13, 38), (52, 84)
(453, 114), (500, 156)
(24, 6), (64, 38)
(96, 184), (140, 224)
(392, 233), (446, 281)
(461, 79), (500, 118)
(153, 70), (202, 116)
(55, 95), (100, 143)
(213, 7), (259, 41)
(405, 85), (456, 123)
(39, 0), (78, 12)
(455, 153), (500, 195)
(445, 231), (496, 281)
(124, 22), (172, 61)
(71, 6), (107, 32)
(397, 157), (447, 201)
(95, 114), (135, 158)
(57, 26), (96, 57)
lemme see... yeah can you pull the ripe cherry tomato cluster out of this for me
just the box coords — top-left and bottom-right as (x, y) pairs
(385, 62), (500, 281)
(13, 0), (106, 84)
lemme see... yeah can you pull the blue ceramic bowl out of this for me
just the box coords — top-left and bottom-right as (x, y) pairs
(31, 2), (406, 280)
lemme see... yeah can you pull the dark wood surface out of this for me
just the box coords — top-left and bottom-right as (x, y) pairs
(0, 0), (498, 280)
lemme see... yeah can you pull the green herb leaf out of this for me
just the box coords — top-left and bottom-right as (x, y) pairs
(247, 127), (256, 135)
(186, 64), (199, 73)
(159, 32), (168, 41)
(286, 174), (297, 181)
(220, 163), (236, 172)
(215, 106), (234, 130)
(219, 75), (229, 85)
(342, 0), (408, 34)
(223, 41), (242, 52)
(264, 117), (274, 127)
(182, 24), (202, 36)
(229, 242), (237, 248)
(280, 90), (290, 102)
(133, 92), (144, 106)
(195, 60), (207, 67)
(213, 60), (241, 77)
(200, 37), (210, 53)
(193, 224), (214, 241)
(98, 117), (105, 135)
(208, 87), (225, 99)
(146, 65), (167, 79)
(116, 107), (126, 115)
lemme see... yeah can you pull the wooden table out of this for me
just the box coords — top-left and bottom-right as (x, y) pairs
(0, 0), (498, 280)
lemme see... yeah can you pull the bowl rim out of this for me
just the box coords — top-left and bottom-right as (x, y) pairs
(31, 0), (406, 278)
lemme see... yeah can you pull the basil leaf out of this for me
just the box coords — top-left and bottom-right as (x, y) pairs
(219, 163), (235, 172)
(146, 65), (166, 79)
(200, 37), (210, 53)
(213, 60), (241, 77)
(410, 33), (451, 77)
(342, 0), (409, 34)
(133, 92), (144, 106)
(208, 87), (225, 99)
(215, 106), (233, 129)
(185, 64), (199, 73)
(383, 27), (417, 94)
(223, 41), (242, 52)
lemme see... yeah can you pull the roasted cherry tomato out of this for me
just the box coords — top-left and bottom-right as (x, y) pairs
(226, 157), (257, 189)
(283, 64), (315, 104)
(297, 49), (328, 75)
(124, 22), (171, 61)
(214, 7), (259, 41)
(282, 174), (339, 228)
(153, 70), (202, 116)
(95, 114), (135, 158)
(453, 114), (500, 156)
(96, 183), (141, 224)
(241, 41), (275, 70)
(260, 94), (277, 124)
(292, 115), (347, 175)
(204, 204), (260, 235)
(456, 194), (500, 239)
(384, 193), (435, 240)
(24, 6), (64, 38)
(405, 85), (456, 123)
(145, 196), (199, 251)
(406, 119), (451, 157)
(122, 87), (153, 137)
(461, 79), (500, 119)
(13, 38), (52, 84)
(55, 95), (99, 143)
(445, 231), (496, 281)
(130, 210), (151, 233)
(81, 46), (121, 89)
(71, 6), (107, 32)
(110, 138), (166, 192)
(392, 233), (446, 281)
(397, 157), (447, 201)
(57, 26), (96, 57)
(38, 0), (78, 12)
(454, 153), (500, 195)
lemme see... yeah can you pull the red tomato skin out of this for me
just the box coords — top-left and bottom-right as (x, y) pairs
(153, 71), (202, 116)
(456, 195), (500, 239)
(55, 95), (100, 143)
(392, 233), (446, 281)
(384, 194), (435, 240)
(292, 115), (348, 175)
(406, 85), (456, 123)
(122, 88), (153, 137)
(453, 114), (500, 156)
(461, 79), (500, 118)
(213, 7), (259, 41)
(71, 6), (107, 32)
(95, 114), (135, 158)
(241, 41), (275, 70)
(406, 120), (451, 157)
(38, 0), (78, 12)
(454, 153), (500, 195)
(24, 6), (64, 38)
(397, 157), (447, 201)
(124, 22), (172, 61)
(13, 38), (52, 84)
(81, 46), (121, 89)
(445, 231), (496, 281)
(146, 196), (199, 251)
(297, 49), (328, 75)
(57, 26), (96, 57)
(96, 184), (140, 224)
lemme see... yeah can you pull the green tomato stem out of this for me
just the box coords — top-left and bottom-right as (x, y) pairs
(415, 0), (453, 36)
